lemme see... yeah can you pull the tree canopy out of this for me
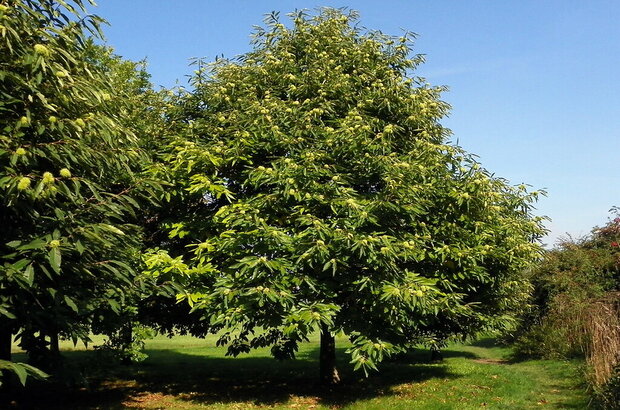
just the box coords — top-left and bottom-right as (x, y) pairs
(0, 0), (159, 377)
(154, 9), (547, 383)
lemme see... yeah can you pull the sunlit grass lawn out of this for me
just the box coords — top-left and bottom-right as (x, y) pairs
(8, 334), (588, 409)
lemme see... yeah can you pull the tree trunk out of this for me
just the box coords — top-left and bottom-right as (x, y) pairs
(47, 331), (64, 372)
(430, 346), (443, 362)
(0, 321), (13, 391)
(49, 332), (59, 356)
(120, 323), (133, 365)
(319, 324), (340, 385)
(0, 323), (11, 362)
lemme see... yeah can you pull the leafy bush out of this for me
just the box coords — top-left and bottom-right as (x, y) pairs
(513, 211), (620, 407)
(95, 323), (157, 364)
(514, 213), (619, 357)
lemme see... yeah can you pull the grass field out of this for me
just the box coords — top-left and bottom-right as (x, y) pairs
(6, 334), (588, 409)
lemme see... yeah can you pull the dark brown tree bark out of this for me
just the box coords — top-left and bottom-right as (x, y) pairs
(319, 324), (340, 385)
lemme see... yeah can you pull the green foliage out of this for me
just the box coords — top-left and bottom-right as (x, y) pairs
(95, 322), (156, 363)
(513, 212), (620, 408)
(155, 9), (546, 374)
(0, 0), (160, 370)
(0, 359), (48, 386)
(513, 212), (620, 359)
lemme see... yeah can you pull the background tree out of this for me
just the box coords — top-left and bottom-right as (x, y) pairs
(0, 0), (160, 379)
(151, 8), (547, 385)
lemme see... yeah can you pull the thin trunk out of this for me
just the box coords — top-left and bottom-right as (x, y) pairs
(120, 323), (133, 365)
(0, 324), (11, 362)
(47, 331), (63, 372)
(49, 332), (59, 356)
(319, 324), (340, 385)
(430, 346), (443, 362)
(0, 321), (13, 391)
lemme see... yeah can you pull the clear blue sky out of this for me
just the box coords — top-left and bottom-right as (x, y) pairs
(93, 0), (619, 247)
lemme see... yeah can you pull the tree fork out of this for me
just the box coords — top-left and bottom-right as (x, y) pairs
(319, 323), (340, 385)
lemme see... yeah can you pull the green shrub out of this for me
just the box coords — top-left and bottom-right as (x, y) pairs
(513, 212), (620, 406)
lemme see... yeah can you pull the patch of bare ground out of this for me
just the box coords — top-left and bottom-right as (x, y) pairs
(122, 391), (186, 409)
(472, 358), (509, 364)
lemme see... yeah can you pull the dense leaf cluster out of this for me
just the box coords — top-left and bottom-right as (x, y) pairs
(0, 0), (159, 376)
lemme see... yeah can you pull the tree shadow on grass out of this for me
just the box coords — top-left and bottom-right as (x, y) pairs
(388, 346), (478, 364)
(3, 345), (471, 409)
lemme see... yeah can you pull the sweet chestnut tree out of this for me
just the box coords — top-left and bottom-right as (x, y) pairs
(0, 0), (160, 379)
(157, 9), (546, 384)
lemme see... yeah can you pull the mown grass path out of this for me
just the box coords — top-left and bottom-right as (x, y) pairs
(7, 335), (588, 409)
